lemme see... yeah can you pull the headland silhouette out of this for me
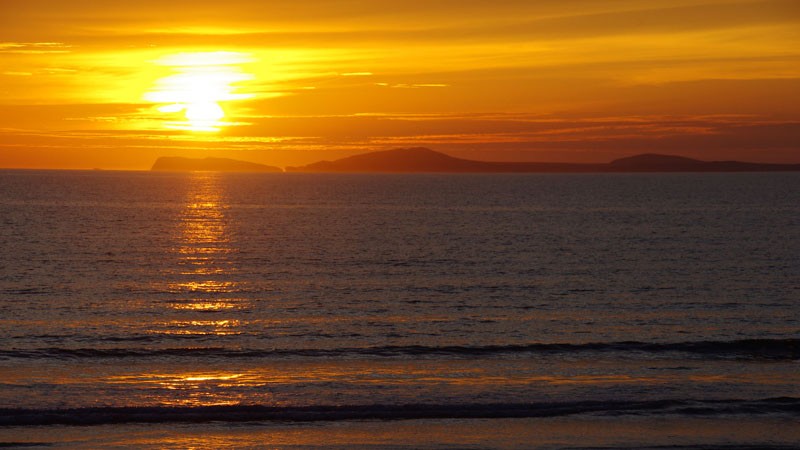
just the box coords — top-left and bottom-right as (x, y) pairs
(151, 148), (800, 173)
(285, 148), (800, 173)
(151, 156), (282, 173)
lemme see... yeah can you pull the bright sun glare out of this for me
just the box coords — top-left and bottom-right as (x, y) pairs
(145, 52), (254, 132)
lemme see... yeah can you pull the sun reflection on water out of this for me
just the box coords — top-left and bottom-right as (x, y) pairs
(168, 280), (238, 293)
(170, 301), (238, 312)
(109, 372), (266, 407)
(162, 172), (248, 320)
(148, 173), (262, 407)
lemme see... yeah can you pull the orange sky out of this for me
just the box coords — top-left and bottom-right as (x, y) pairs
(1, 0), (799, 169)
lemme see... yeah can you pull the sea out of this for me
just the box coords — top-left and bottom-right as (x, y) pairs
(0, 170), (798, 449)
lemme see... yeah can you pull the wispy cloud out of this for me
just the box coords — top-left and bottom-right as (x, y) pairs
(375, 83), (449, 88)
(0, 42), (71, 54)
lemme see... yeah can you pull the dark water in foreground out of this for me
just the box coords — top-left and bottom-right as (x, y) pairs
(1, 170), (798, 448)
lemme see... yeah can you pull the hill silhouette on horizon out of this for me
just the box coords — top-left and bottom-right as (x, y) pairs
(149, 149), (800, 173)
(285, 148), (800, 173)
(151, 156), (282, 173)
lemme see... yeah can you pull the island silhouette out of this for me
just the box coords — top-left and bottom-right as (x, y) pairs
(151, 156), (282, 172)
(285, 148), (800, 173)
(152, 148), (800, 173)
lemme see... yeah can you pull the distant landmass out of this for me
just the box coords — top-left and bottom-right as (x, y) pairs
(151, 157), (282, 173)
(151, 149), (800, 173)
(286, 148), (800, 173)
(607, 153), (800, 172)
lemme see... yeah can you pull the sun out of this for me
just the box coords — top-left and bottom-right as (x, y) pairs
(186, 101), (225, 123)
(145, 52), (254, 132)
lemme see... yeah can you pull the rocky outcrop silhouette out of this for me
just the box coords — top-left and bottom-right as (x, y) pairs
(286, 148), (800, 173)
(151, 157), (282, 173)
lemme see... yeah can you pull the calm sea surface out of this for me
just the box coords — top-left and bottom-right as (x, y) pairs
(1, 170), (798, 448)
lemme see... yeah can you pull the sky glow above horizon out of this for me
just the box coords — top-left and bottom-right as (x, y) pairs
(0, 0), (798, 169)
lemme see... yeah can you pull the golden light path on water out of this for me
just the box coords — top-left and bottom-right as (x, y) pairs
(170, 172), (245, 319)
(145, 172), (247, 347)
(144, 173), (251, 405)
(144, 52), (255, 132)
